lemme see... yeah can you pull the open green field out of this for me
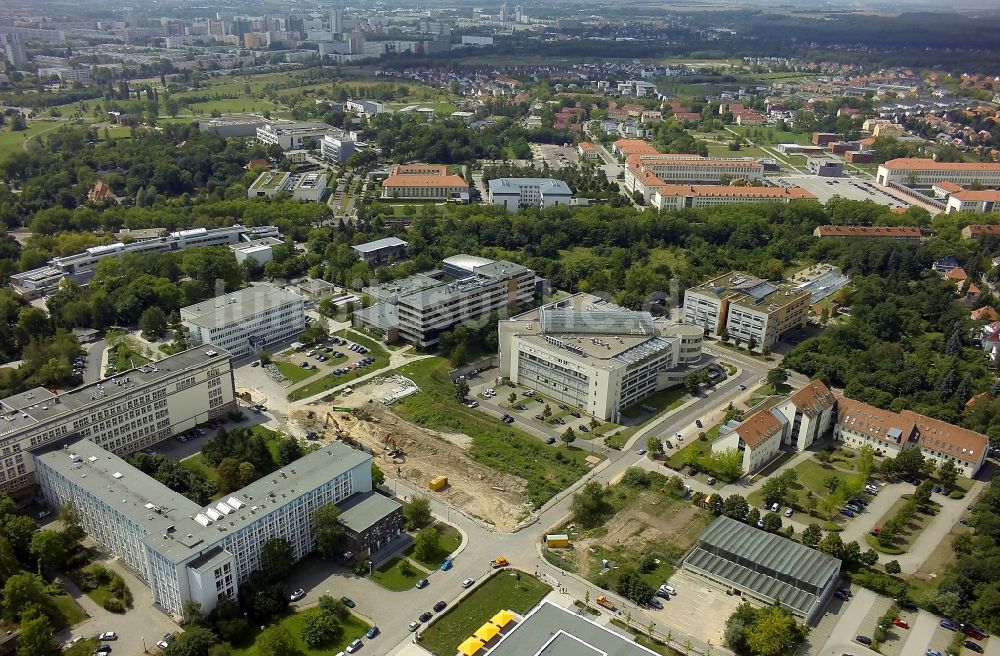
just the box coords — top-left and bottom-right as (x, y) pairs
(231, 610), (369, 656)
(0, 120), (69, 159)
(396, 357), (598, 508)
(181, 97), (282, 116)
(370, 557), (429, 591)
(730, 126), (814, 146)
(418, 572), (550, 656)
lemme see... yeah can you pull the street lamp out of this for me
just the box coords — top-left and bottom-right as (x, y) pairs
(142, 637), (147, 654)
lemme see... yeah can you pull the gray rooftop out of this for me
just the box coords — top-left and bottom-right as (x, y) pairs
(441, 254), (494, 275)
(0, 347), (232, 437)
(352, 237), (409, 254)
(487, 601), (658, 656)
(683, 516), (841, 615)
(337, 491), (401, 534)
(180, 286), (305, 330)
(354, 302), (398, 330)
(488, 178), (573, 196)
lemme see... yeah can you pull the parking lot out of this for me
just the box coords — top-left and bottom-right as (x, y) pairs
(272, 335), (375, 381)
(658, 571), (743, 646)
(530, 143), (580, 169)
(778, 174), (908, 208)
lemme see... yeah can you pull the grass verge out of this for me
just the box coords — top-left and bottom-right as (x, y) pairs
(369, 557), (428, 591)
(231, 611), (369, 656)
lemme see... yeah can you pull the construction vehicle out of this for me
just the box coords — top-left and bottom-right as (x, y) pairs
(429, 476), (448, 491)
(596, 595), (616, 611)
(491, 556), (509, 569)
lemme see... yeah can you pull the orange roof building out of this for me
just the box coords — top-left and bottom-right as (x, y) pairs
(946, 189), (1000, 215)
(88, 180), (114, 204)
(652, 184), (816, 210)
(814, 226), (922, 240)
(577, 141), (600, 159)
(381, 164), (470, 200)
(624, 153), (765, 203)
(712, 407), (786, 474)
(961, 224), (1000, 239)
(878, 158), (1000, 187)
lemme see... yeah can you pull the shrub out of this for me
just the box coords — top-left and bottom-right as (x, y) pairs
(103, 597), (126, 613)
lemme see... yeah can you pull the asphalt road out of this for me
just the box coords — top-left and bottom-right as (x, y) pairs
(82, 338), (105, 384)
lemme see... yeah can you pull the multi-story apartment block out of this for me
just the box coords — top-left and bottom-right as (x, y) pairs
(318, 134), (356, 163)
(682, 272), (810, 352)
(774, 380), (837, 451)
(624, 154), (765, 203)
(10, 225), (280, 298)
(651, 184), (816, 210)
(712, 407), (786, 473)
(34, 437), (400, 617)
(877, 158), (1000, 188)
(381, 164), (470, 201)
(181, 286), (306, 358)
(354, 255), (534, 346)
(0, 347), (235, 496)
(487, 178), (573, 210)
(255, 122), (338, 151)
(498, 294), (703, 421)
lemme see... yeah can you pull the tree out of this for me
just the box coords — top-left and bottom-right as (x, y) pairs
(299, 320), (329, 345)
(646, 436), (663, 457)
(893, 448), (925, 479)
(561, 428), (576, 446)
(2, 572), (54, 620)
(508, 392), (517, 406)
(313, 503), (344, 558)
(746, 605), (800, 656)
(860, 548), (880, 567)
(412, 527), (440, 563)
(3, 514), (38, 564)
(571, 481), (608, 528)
(299, 608), (343, 648)
(164, 626), (219, 656)
(708, 448), (744, 483)
(885, 560), (901, 574)
(766, 367), (789, 389)
(543, 404), (552, 418)
(722, 494), (749, 521)
(238, 461), (257, 487)
(454, 379), (470, 402)
(260, 538), (294, 582)
(937, 460), (959, 491)
(139, 306), (168, 337)
(818, 532), (845, 559)
(29, 529), (67, 575)
(709, 494), (725, 516)
(914, 480), (934, 506)
(403, 495), (432, 530)
(256, 627), (303, 656)
(801, 523), (823, 548)
(276, 437), (303, 467)
(182, 600), (207, 627)
(615, 568), (655, 605)
(762, 513), (782, 533)
(371, 463), (385, 487)
(16, 607), (54, 656)
(216, 458), (241, 495)
(760, 477), (790, 507)
(684, 370), (711, 393)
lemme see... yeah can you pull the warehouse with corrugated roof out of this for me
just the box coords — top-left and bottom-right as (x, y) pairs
(682, 516), (841, 624)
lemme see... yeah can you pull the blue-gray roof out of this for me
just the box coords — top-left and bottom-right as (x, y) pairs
(352, 237), (409, 254)
(487, 177), (573, 195)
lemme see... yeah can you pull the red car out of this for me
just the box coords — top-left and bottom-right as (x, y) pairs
(892, 618), (909, 629)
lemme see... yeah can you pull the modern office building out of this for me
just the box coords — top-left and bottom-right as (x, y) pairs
(256, 122), (338, 151)
(682, 272), (810, 352)
(813, 225), (922, 240)
(651, 184), (816, 210)
(34, 437), (399, 618)
(181, 286), (306, 358)
(487, 178), (573, 210)
(0, 347), (235, 496)
(682, 516), (841, 624)
(380, 164), (469, 201)
(354, 255), (534, 346)
(498, 293), (703, 421)
(345, 100), (385, 116)
(318, 134), (356, 163)
(877, 158), (1000, 188)
(247, 170), (328, 201)
(806, 158), (844, 177)
(229, 237), (283, 266)
(10, 225), (281, 298)
(352, 237), (409, 266)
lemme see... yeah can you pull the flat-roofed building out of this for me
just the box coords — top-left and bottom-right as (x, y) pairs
(682, 516), (841, 624)
(247, 170), (328, 201)
(256, 122), (337, 151)
(181, 286), (305, 357)
(229, 237), (283, 265)
(318, 134), (356, 163)
(487, 177), (573, 210)
(807, 158), (844, 177)
(0, 347), (235, 496)
(34, 437), (398, 618)
(381, 164), (469, 201)
(351, 237), (409, 266)
(652, 184), (816, 210)
(498, 293), (704, 421)
(814, 225), (922, 240)
(354, 256), (534, 347)
(682, 272), (810, 352)
(877, 158), (1000, 188)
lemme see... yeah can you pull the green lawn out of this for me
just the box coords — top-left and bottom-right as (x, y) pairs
(0, 119), (69, 159)
(232, 611), (369, 656)
(418, 572), (550, 656)
(872, 497), (934, 553)
(180, 453), (220, 486)
(51, 592), (89, 627)
(406, 523), (462, 568)
(369, 557), (428, 591)
(666, 439), (712, 470)
(62, 638), (99, 656)
(730, 126), (814, 146)
(275, 360), (317, 384)
(287, 330), (390, 401)
(395, 358), (598, 508)
(621, 387), (688, 420)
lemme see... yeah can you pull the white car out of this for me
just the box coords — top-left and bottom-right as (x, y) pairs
(462, 578), (475, 588)
(784, 508), (794, 518)
(770, 502), (780, 512)
(156, 634), (175, 649)
(98, 632), (118, 641)
(658, 584), (676, 596)
(290, 588), (306, 602)
(346, 638), (363, 653)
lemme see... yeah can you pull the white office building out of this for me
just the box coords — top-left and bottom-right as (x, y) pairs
(355, 255), (534, 346)
(498, 293), (703, 421)
(487, 178), (573, 210)
(319, 134), (356, 163)
(256, 122), (337, 151)
(11, 225), (280, 297)
(34, 437), (394, 618)
(0, 347), (235, 496)
(181, 286), (306, 357)
(247, 170), (328, 202)
(229, 237), (283, 266)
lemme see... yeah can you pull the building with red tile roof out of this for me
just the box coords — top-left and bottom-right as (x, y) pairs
(961, 224), (1000, 239)
(651, 184), (816, 210)
(814, 226), (922, 240)
(878, 158), (1000, 187)
(381, 164), (469, 200)
(712, 407), (787, 473)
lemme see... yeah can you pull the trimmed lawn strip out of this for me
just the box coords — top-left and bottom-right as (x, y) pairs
(51, 593), (89, 627)
(231, 611), (369, 656)
(622, 387), (687, 420)
(666, 439), (712, 470)
(418, 571), (550, 656)
(396, 358), (597, 508)
(370, 557), (428, 591)
(275, 360), (316, 384)
(872, 496), (934, 553)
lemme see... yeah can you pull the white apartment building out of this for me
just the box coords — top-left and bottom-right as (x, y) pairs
(247, 170), (328, 202)
(651, 184), (816, 210)
(712, 407), (786, 474)
(0, 347), (235, 496)
(256, 122), (337, 151)
(345, 100), (385, 116)
(774, 380), (837, 452)
(11, 225), (280, 297)
(682, 272), (810, 352)
(181, 286), (306, 358)
(34, 437), (392, 618)
(487, 178), (573, 210)
(877, 158), (1000, 188)
(498, 294), (703, 421)
(319, 134), (356, 163)
(355, 256), (534, 347)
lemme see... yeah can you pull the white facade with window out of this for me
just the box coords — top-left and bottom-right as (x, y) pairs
(181, 286), (306, 358)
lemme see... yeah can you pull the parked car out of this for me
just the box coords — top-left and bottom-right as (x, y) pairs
(95, 646), (111, 656)
(706, 477), (716, 485)
(636, 449), (647, 456)
(855, 635), (872, 645)
(416, 578), (429, 589)
(664, 440), (674, 449)
(738, 384), (747, 391)
(290, 589), (306, 602)
(892, 618), (909, 629)
(964, 624), (990, 640)
(545, 437), (556, 444)
(770, 502), (780, 512)
(578, 425), (589, 432)
(461, 578), (475, 588)
(834, 590), (850, 601)
(964, 641), (984, 653)
(940, 619), (959, 631)
(515, 404), (528, 411)
(433, 600), (447, 612)
(365, 626), (380, 639)
(346, 639), (363, 653)
(840, 508), (856, 518)
(896, 599), (917, 612)
(440, 558), (453, 571)
(419, 611), (433, 622)
(37, 509), (51, 519)
(408, 621), (421, 632)
(98, 632), (118, 641)
(501, 415), (514, 424)
(341, 597), (356, 608)
(658, 585), (676, 596)
(156, 634), (176, 650)
(465, 400), (479, 408)
(647, 597), (663, 610)
(655, 589), (671, 599)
